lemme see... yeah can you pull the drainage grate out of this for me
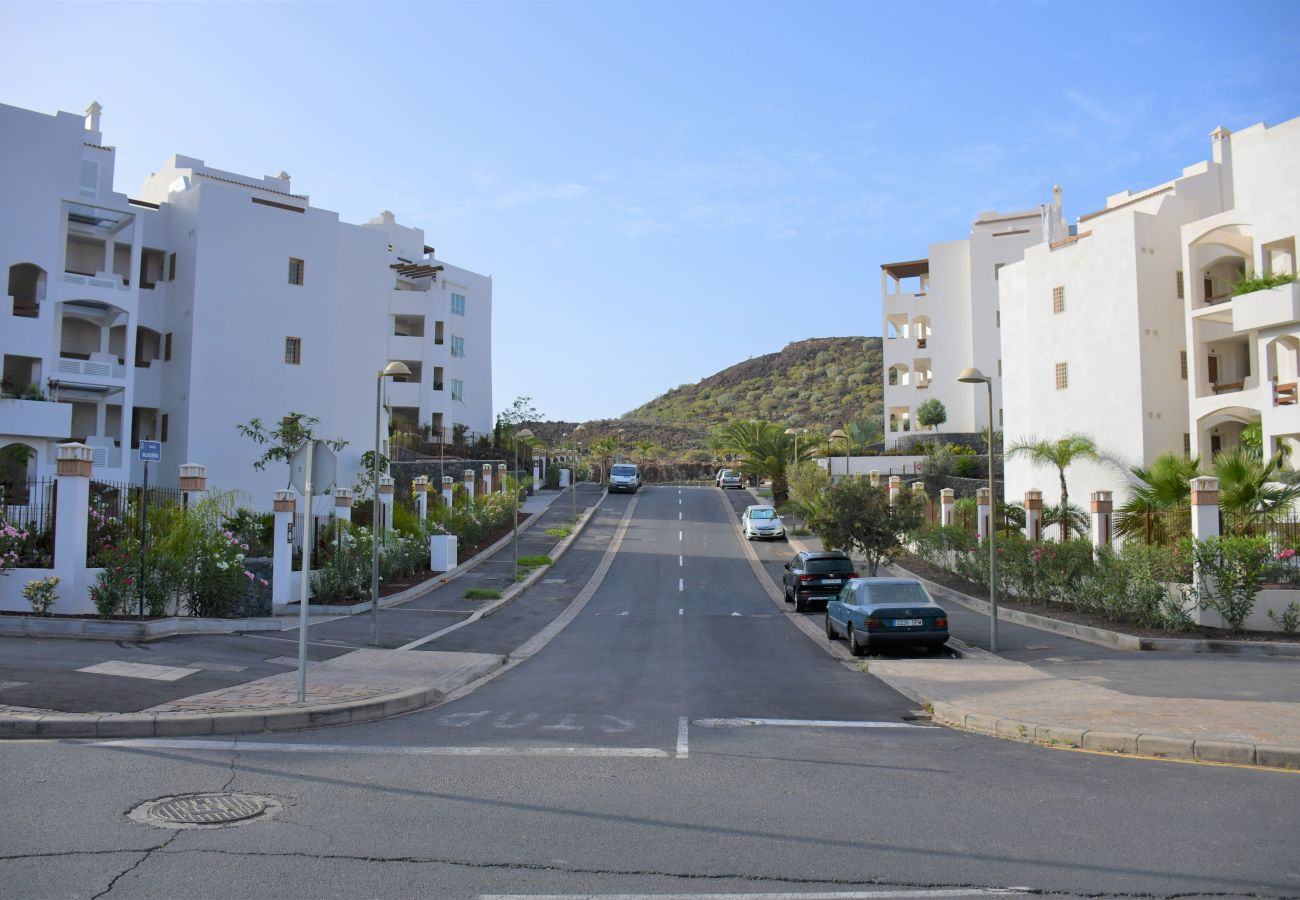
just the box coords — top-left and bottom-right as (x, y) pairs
(129, 793), (282, 830)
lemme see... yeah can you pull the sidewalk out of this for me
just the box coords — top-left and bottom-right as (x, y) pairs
(775, 504), (1300, 770)
(0, 485), (609, 739)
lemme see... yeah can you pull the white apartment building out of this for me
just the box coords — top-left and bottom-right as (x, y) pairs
(0, 101), (494, 505)
(1001, 116), (1299, 511)
(880, 203), (1057, 446)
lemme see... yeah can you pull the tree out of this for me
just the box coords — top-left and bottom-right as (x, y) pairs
(1114, 451), (1201, 544)
(495, 396), (543, 449)
(916, 398), (947, 432)
(1214, 447), (1300, 536)
(1007, 433), (1102, 539)
(236, 413), (347, 486)
(811, 478), (923, 576)
(713, 419), (812, 505)
(589, 436), (618, 483)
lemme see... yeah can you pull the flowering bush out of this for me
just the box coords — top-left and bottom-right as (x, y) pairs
(0, 519), (26, 574)
(22, 575), (59, 615)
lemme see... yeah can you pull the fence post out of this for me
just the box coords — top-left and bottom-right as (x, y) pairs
(888, 475), (901, 505)
(378, 476), (394, 532)
(533, 456), (541, 489)
(178, 463), (207, 508)
(869, 470), (881, 488)
(1191, 477), (1220, 541)
(333, 487), (353, 524)
(412, 477), (429, 522)
(272, 490), (296, 606)
(940, 488), (955, 526)
(481, 463), (492, 496)
(1090, 490), (1113, 551)
(463, 468), (476, 501)
(1024, 489), (1042, 541)
(497, 463), (508, 494)
(53, 443), (93, 597)
(976, 487), (991, 540)
(442, 476), (455, 507)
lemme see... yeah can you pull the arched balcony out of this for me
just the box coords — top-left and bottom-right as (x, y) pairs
(7, 263), (46, 319)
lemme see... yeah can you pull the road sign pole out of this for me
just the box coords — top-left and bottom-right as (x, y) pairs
(297, 440), (315, 704)
(139, 460), (148, 620)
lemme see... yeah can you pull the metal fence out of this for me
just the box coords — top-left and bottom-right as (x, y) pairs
(0, 477), (56, 567)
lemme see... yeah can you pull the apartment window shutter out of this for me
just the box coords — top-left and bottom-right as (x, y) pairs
(1180, 350), (1187, 379)
(79, 160), (100, 198)
(1055, 361), (1068, 390)
(1052, 285), (1065, 314)
(1176, 270), (1185, 299)
(164, 332), (173, 362)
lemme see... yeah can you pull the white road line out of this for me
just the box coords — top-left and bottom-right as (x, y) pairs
(679, 530), (683, 540)
(94, 738), (670, 757)
(693, 718), (926, 729)
(676, 716), (689, 759)
(679, 512), (682, 520)
(678, 578), (684, 592)
(679, 554), (683, 566)
(678, 608), (683, 615)
(480, 890), (1029, 899)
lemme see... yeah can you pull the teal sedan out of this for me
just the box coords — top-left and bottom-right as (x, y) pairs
(826, 577), (949, 656)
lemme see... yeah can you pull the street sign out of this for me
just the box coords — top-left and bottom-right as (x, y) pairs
(139, 440), (162, 462)
(290, 441), (337, 496)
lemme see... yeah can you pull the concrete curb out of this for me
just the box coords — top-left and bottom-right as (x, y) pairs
(0, 614), (286, 641)
(889, 562), (1300, 658)
(917, 698), (1300, 771)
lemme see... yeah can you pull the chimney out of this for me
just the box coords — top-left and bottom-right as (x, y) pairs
(84, 101), (102, 134)
(1052, 184), (1062, 211)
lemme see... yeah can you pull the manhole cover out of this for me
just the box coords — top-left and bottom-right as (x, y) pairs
(129, 793), (282, 830)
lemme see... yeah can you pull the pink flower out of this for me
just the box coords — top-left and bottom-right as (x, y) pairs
(259, 578), (269, 587)
(244, 571), (255, 580)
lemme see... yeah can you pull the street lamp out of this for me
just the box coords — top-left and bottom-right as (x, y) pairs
(784, 427), (802, 471)
(830, 428), (848, 480)
(563, 432), (576, 521)
(514, 427), (534, 583)
(958, 366), (998, 653)
(372, 360), (411, 647)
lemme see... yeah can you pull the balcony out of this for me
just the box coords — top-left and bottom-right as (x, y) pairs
(55, 354), (126, 381)
(0, 398), (72, 439)
(1232, 282), (1300, 333)
(388, 334), (424, 360)
(387, 380), (421, 409)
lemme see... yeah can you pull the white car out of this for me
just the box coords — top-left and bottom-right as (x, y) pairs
(741, 505), (785, 540)
(718, 469), (744, 489)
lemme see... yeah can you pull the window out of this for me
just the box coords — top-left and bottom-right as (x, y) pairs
(1183, 433), (1191, 455)
(999, 408), (1004, 427)
(164, 332), (173, 362)
(994, 263), (1005, 280)
(434, 321), (445, 345)
(285, 336), (302, 365)
(998, 358), (1002, 376)
(1055, 361), (1068, 390)
(160, 413), (169, 443)
(451, 379), (464, 401)
(1052, 285), (1065, 314)
(451, 335), (465, 358)
(433, 366), (444, 390)
(288, 258), (304, 286)
(1176, 270), (1185, 299)
(1180, 350), (1188, 380)
(168, 252), (177, 282)
(451, 293), (466, 316)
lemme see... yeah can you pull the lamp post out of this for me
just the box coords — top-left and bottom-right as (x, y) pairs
(514, 427), (534, 583)
(784, 427), (801, 471)
(371, 360), (411, 647)
(958, 366), (998, 653)
(563, 431), (577, 522)
(830, 428), (848, 481)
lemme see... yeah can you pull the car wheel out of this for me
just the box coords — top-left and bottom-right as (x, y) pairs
(825, 614), (838, 641)
(848, 625), (866, 657)
(926, 642), (947, 656)
(782, 584), (792, 604)
(793, 593), (806, 613)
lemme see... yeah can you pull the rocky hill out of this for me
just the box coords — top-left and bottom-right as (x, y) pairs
(527, 337), (882, 453)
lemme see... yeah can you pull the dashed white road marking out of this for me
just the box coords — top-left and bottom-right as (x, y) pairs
(679, 512), (682, 520)
(679, 554), (683, 566)
(679, 530), (683, 540)
(95, 739), (670, 757)
(678, 608), (683, 615)
(676, 716), (689, 759)
(678, 578), (684, 592)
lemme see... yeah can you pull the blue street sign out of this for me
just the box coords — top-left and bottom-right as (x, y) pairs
(140, 440), (162, 462)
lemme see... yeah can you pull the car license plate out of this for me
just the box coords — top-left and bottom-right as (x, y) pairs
(892, 618), (923, 627)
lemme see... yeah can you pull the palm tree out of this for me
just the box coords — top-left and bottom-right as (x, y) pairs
(588, 436), (618, 484)
(715, 420), (811, 504)
(1214, 447), (1300, 536)
(1007, 433), (1102, 539)
(1041, 502), (1089, 540)
(1114, 451), (1201, 544)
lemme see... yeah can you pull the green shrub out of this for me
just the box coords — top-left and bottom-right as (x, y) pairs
(1232, 270), (1297, 296)
(465, 588), (502, 600)
(544, 526), (572, 538)
(954, 456), (982, 479)
(1190, 536), (1271, 632)
(518, 554), (553, 567)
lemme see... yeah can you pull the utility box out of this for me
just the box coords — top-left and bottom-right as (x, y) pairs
(430, 534), (458, 573)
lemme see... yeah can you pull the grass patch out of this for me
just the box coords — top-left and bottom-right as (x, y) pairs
(543, 526), (572, 538)
(790, 527), (811, 536)
(464, 588), (502, 601)
(518, 554), (553, 567)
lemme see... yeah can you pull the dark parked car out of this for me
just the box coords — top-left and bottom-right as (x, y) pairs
(826, 577), (949, 656)
(782, 550), (857, 612)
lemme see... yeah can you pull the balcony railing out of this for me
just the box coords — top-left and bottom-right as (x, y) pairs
(62, 271), (128, 291)
(916, 337), (927, 349)
(1275, 381), (1298, 406)
(56, 357), (126, 379)
(1211, 380), (1245, 395)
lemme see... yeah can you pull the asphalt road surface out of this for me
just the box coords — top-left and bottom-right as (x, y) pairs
(3, 486), (1298, 899)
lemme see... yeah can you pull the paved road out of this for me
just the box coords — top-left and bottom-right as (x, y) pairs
(3, 486), (1299, 899)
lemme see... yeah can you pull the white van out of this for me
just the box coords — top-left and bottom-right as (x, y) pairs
(609, 463), (642, 493)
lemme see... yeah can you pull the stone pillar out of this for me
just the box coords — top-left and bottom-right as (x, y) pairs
(272, 490), (296, 606)
(1191, 476), (1220, 540)
(463, 468), (475, 501)
(940, 488), (955, 526)
(869, 470), (881, 488)
(533, 457), (541, 489)
(442, 475), (455, 507)
(53, 443), (92, 588)
(976, 487), (992, 540)
(888, 475), (902, 505)
(333, 487), (353, 525)
(497, 463), (508, 494)
(482, 463), (493, 496)
(1090, 490), (1113, 548)
(178, 463), (207, 507)
(413, 476), (429, 522)
(1024, 489), (1043, 542)
(559, 468), (571, 489)
(378, 476), (394, 533)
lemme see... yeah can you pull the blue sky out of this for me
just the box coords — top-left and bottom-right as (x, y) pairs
(4, 1), (1299, 423)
